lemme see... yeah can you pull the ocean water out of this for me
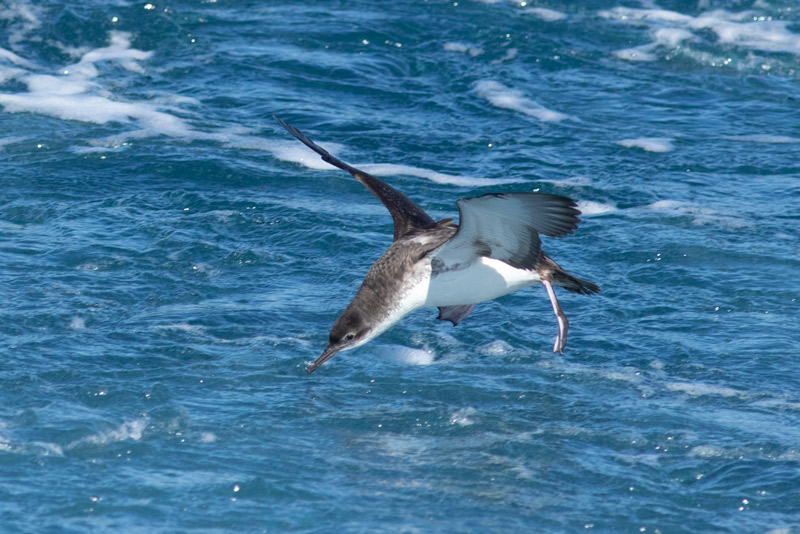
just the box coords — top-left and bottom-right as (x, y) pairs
(1, 0), (799, 532)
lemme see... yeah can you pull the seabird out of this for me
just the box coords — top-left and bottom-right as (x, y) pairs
(275, 117), (600, 374)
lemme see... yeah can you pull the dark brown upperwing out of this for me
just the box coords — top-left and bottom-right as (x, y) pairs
(274, 117), (434, 241)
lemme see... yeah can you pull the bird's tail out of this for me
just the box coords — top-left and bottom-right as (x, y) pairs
(552, 269), (601, 295)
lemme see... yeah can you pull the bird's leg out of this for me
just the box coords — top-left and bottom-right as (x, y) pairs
(542, 279), (568, 354)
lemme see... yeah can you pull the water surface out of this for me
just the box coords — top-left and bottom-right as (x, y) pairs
(1, 1), (799, 532)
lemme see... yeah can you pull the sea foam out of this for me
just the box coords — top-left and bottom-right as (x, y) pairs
(602, 6), (800, 62)
(1, 2), (43, 47)
(449, 407), (478, 426)
(474, 80), (569, 123)
(666, 381), (747, 398)
(0, 47), (36, 68)
(648, 200), (750, 229)
(576, 200), (617, 215)
(614, 28), (694, 61)
(0, 136), (26, 150)
(617, 137), (675, 153)
(725, 135), (800, 144)
(443, 42), (484, 57)
(0, 36), (534, 188)
(0, 32), (555, 185)
(360, 163), (525, 187)
(268, 136), (527, 187)
(0, 31), (193, 140)
(373, 345), (435, 366)
(522, 7), (567, 22)
(69, 417), (148, 449)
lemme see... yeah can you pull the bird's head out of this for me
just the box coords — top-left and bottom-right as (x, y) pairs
(307, 309), (371, 374)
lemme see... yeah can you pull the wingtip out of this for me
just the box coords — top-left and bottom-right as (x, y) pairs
(273, 115), (297, 136)
(272, 116), (333, 161)
(273, 115), (291, 132)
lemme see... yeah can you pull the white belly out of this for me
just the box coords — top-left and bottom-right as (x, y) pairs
(422, 256), (540, 307)
(359, 256), (539, 345)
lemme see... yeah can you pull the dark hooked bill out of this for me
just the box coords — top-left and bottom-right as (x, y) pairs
(307, 344), (340, 374)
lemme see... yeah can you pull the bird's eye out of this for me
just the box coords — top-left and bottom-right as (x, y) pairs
(344, 333), (356, 341)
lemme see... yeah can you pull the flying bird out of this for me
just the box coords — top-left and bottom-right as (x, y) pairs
(275, 117), (599, 374)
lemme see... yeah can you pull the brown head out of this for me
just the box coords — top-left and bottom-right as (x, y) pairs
(307, 308), (372, 374)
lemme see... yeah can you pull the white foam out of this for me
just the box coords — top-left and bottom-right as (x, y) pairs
(617, 452), (661, 467)
(654, 28), (695, 47)
(0, 31), (547, 178)
(0, 2), (42, 47)
(198, 432), (217, 443)
(474, 80), (569, 123)
(599, 368), (642, 383)
(600, 7), (692, 24)
(602, 7), (800, 61)
(753, 398), (800, 412)
(443, 42), (484, 57)
(74, 32), (153, 73)
(648, 199), (750, 229)
(0, 428), (62, 456)
(576, 200), (617, 215)
(69, 317), (86, 330)
(522, 7), (567, 22)
(0, 64), (27, 84)
(0, 136), (26, 150)
(374, 344), (435, 366)
(394, 346), (435, 366)
(725, 135), (800, 144)
(0, 31), (196, 142)
(690, 11), (800, 55)
(491, 47), (518, 64)
(0, 47), (36, 69)
(71, 418), (147, 448)
(617, 137), (674, 153)
(449, 407), (477, 426)
(30, 441), (64, 456)
(0, 90), (178, 131)
(0, 31), (359, 159)
(545, 176), (593, 188)
(649, 199), (690, 211)
(615, 28), (695, 61)
(688, 444), (728, 458)
(50, 41), (91, 60)
(666, 381), (746, 398)
(152, 323), (206, 333)
(267, 139), (522, 187)
(0, 423), (11, 452)
(360, 163), (525, 187)
(614, 47), (658, 62)
(0, 30), (215, 149)
(480, 339), (513, 356)
(213, 130), (272, 151)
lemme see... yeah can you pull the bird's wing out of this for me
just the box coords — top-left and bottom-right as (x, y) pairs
(274, 117), (435, 240)
(434, 193), (581, 271)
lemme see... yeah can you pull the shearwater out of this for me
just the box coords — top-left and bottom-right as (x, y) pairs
(275, 117), (600, 374)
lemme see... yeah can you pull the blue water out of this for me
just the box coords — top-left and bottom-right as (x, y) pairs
(2, 1), (799, 532)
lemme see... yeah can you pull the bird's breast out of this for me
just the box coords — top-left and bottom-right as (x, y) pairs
(424, 256), (540, 307)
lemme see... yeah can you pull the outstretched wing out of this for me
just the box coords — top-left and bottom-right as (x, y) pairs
(274, 116), (434, 241)
(275, 117), (479, 326)
(435, 193), (581, 271)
